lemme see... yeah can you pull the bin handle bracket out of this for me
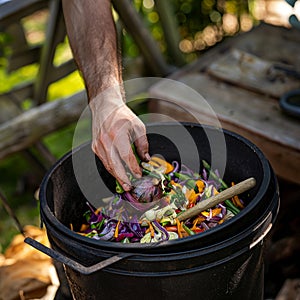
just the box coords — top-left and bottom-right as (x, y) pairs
(24, 237), (133, 275)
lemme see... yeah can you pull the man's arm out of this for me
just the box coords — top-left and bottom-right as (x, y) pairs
(62, 0), (149, 191)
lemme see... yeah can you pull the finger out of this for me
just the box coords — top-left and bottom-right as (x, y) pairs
(110, 160), (132, 192)
(134, 134), (150, 162)
(92, 138), (132, 192)
(117, 134), (142, 178)
(130, 119), (150, 162)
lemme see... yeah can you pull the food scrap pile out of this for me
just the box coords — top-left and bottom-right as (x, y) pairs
(75, 157), (245, 243)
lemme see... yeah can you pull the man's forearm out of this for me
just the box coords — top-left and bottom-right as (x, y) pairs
(62, 0), (149, 189)
(62, 0), (122, 101)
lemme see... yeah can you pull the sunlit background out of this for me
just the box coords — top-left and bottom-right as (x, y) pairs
(1, 0), (299, 99)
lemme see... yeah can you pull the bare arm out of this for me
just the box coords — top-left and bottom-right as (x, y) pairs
(62, 0), (149, 191)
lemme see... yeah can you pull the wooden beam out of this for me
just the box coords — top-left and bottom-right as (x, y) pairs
(154, 0), (185, 67)
(112, 0), (174, 76)
(0, 0), (48, 27)
(33, 0), (66, 105)
(0, 91), (87, 160)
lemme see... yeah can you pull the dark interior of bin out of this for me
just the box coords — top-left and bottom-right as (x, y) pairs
(45, 123), (266, 234)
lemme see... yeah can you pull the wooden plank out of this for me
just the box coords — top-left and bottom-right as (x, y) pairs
(149, 73), (300, 184)
(0, 0), (47, 27)
(0, 83), (34, 106)
(207, 48), (300, 98)
(150, 74), (299, 149)
(47, 60), (76, 85)
(7, 46), (41, 72)
(33, 0), (65, 105)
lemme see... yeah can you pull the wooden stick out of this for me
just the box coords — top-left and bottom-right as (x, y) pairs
(178, 177), (256, 221)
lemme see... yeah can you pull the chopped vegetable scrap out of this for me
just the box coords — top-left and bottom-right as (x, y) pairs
(74, 158), (245, 243)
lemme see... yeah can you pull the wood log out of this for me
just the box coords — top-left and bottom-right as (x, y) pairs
(0, 91), (87, 160)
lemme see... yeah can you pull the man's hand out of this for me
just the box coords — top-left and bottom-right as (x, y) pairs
(89, 88), (150, 191)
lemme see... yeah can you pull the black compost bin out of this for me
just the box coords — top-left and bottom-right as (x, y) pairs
(29, 123), (279, 300)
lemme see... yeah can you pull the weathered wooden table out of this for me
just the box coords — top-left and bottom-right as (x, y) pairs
(149, 23), (300, 185)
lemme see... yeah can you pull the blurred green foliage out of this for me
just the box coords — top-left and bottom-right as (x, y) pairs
(121, 0), (258, 63)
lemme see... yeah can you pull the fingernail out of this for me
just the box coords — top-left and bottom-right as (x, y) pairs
(145, 153), (151, 161)
(122, 183), (132, 191)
